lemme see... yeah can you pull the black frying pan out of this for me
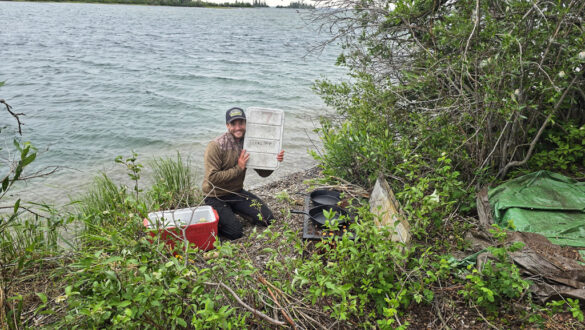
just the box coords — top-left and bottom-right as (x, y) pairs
(309, 189), (341, 207)
(291, 205), (348, 227)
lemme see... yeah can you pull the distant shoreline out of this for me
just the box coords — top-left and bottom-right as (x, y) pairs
(5, 0), (265, 8)
(3, 0), (314, 8)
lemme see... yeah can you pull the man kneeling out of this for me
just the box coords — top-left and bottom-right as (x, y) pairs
(202, 107), (284, 240)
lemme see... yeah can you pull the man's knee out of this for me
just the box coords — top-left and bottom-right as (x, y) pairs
(219, 219), (243, 240)
(222, 227), (243, 240)
(210, 200), (244, 240)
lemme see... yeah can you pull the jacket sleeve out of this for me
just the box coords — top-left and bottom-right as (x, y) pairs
(204, 141), (244, 186)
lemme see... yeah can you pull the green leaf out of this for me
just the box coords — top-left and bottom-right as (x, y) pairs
(36, 293), (48, 304)
(103, 256), (124, 264)
(105, 270), (117, 281)
(176, 318), (187, 327)
(13, 199), (20, 214)
(118, 301), (131, 308)
(14, 166), (22, 180)
(22, 153), (36, 167)
(2, 177), (9, 192)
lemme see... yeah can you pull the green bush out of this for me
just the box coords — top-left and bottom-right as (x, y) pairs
(289, 205), (436, 327)
(313, 0), (585, 188)
(59, 153), (254, 328)
(0, 139), (68, 329)
(527, 123), (585, 175)
(57, 228), (247, 329)
(546, 298), (584, 323)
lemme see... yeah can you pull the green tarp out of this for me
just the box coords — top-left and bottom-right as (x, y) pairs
(489, 170), (585, 248)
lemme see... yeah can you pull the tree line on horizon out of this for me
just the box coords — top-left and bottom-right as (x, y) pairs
(7, 0), (316, 8)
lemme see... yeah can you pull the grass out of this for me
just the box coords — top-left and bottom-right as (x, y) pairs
(78, 173), (128, 227)
(149, 152), (203, 210)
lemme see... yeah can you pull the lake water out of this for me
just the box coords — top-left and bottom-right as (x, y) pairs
(0, 2), (344, 206)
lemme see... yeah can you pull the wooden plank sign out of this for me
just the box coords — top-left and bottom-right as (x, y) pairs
(369, 175), (411, 245)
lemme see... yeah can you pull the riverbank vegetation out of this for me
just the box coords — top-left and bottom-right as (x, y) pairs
(2, 0), (585, 328)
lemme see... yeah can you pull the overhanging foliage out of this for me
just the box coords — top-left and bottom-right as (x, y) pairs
(312, 0), (585, 185)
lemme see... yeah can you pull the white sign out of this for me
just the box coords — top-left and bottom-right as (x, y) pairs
(243, 107), (284, 170)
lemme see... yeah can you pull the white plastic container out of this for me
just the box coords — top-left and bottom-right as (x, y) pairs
(243, 107), (285, 170)
(144, 206), (217, 228)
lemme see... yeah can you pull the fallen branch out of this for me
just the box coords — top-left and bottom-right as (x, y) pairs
(204, 281), (286, 326)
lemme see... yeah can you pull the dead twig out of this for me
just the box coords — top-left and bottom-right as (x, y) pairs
(258, 276), (296, 329)
(433, 299), (451, 330)
(473, 305), (500, 330)
(204, 281), (286, 326)
(0, 205), (48, 219)
(0, 99), (24, 135)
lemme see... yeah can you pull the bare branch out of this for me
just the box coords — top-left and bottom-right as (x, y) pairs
(0, 99), (24, 136)
(204, 281), (286, 326)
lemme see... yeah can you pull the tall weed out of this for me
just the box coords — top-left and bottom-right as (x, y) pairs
(149, 153), (202, 210)
(77, 173), (134, 236)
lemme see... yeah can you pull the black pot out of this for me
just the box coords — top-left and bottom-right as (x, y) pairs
(291, 205), (348, 227)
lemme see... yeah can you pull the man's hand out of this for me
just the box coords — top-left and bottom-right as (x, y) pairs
(238, 149), (249, 169)
(276, 150), (285, 162)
